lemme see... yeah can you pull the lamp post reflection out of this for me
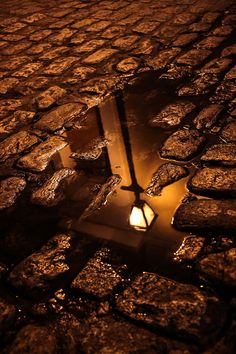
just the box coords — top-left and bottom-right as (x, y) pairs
(115, 95), (157, 232)
(59, 92), (158, 247)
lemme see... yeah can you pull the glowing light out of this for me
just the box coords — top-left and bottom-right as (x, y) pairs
(129, 201), (156, 232)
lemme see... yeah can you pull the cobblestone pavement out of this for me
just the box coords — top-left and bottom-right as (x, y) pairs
(0, 0), (236, 353)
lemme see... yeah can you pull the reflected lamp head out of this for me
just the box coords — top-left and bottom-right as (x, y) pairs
(129, 200), (156, 232)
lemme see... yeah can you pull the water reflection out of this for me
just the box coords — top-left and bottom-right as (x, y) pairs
(56, 87), (190, 259)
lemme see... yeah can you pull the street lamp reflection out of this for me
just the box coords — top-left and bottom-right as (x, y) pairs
(129, 200), (156, 232)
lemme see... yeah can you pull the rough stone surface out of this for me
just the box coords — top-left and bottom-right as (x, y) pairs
(7, 325), (57, 354)
(149, 101), (195, 128)
(83, 48), (117, 64)
(197, 248), (236, 287)
(0, 297), (16, 332)
(0, 110), (36, 140)
(71, 248), (125, 299)
(35, 86), (67, 110)
(176, 49), (211, 67)
(221, 121), (236, 142)
(201, 143), (236, 166)
(116, 57), (140, 73)
(31, 168), (77, 207)
(43, 57), (78, 75)
(225, 65), (236, 80)
(78, 314), (197, 354)
(145, 163), (189, 196)
(195, 36), (226, 49)
(0, 1), (235, 352)
(200, 57), (232, 74)
(9, 233), (73, 294)
(116, 272), (226, 344)
(0, 177), (26, 210)
(12, 62), (43, 78)
(178, 73), (219, 96)
(188, 167), (236, 196)
(71, 138), (109, 162)
(174, 236), (205, 262)
(211, 80), (236, 103)
(173, 199), (236, 231)
(172, 33), (198, 47)
(34, 103), (84, 132)
(0, 99), (23, 119)
(0, 131), (39, 162)
(193, 104), (223, 130)
(147, 48), (181, 69)
(81, 174), (121, 220)
(0, 78), (19, 94)
(160, 129), (206, 160)
(17, 136), (68, 172)
(79, 74), (120, 95)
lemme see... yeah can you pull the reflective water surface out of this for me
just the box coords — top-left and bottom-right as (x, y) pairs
(55, 72), (209, 282)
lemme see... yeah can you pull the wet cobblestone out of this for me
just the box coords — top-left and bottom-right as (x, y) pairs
(0, 0), (235, 352)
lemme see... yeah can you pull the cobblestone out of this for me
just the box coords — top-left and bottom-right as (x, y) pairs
(174, 199), (236, 231)
(172, 32), (198, 47)
(31, 168), (77, 207)
(35, 103), (84, 132)
(73, 39), (106, 54)
(193, 104), (223, 130)
(0, 110), (35, 139)
(197, 248), (236, 287)
(83, 48), (118, 64)
(225, 65), (236, 80)
(176, 48), (212, 67)
(43, 57), (78, 75)
(12, 62), (42, 78)
(194, 36), (226, 49)
(160, 128), (206, 160)
(201, 143), (236, 166)
(29, 29), (52, 41)
(221, 43), (236, 57)
(0, 130), (39, 163)
(0, 77), (19, 94)
(145, 163), (189, 196)
(211, 80), (236, 103)
(35, 86), (67, 110)
(188, 167), (236, 196)
(0, 0), (235, 352)
(147, 48), (181, 69)
(0, 177), (26, 210)
(7, 324), (57, 354)
(149, 100), (195, 128)
(71, 248), (125, 299)
(178, 73), (219, 96)
(9, 233), (73, 294)
(116, 272), (226, 344)
(17, 136), (68, 172)
(199, 57), (232, 74)
(116, 57), (140, 73)
(1, 41), (32, 56)
(0, 55), (31, 70)
(0, 297), (16, 333)
(221, 121), (236, 142)
(174, 236), (205, 262)
(48, 28), (76, 44)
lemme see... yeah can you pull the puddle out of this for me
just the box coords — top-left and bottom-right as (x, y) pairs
(51, 71), (220, 282)
(1, 71), (223, 289)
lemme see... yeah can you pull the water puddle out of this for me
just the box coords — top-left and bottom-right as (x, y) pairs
(51, 71), (216, 282)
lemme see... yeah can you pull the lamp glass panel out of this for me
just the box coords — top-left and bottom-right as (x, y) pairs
(143, 202), (155, 226)
(129, 206), (146, 228)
